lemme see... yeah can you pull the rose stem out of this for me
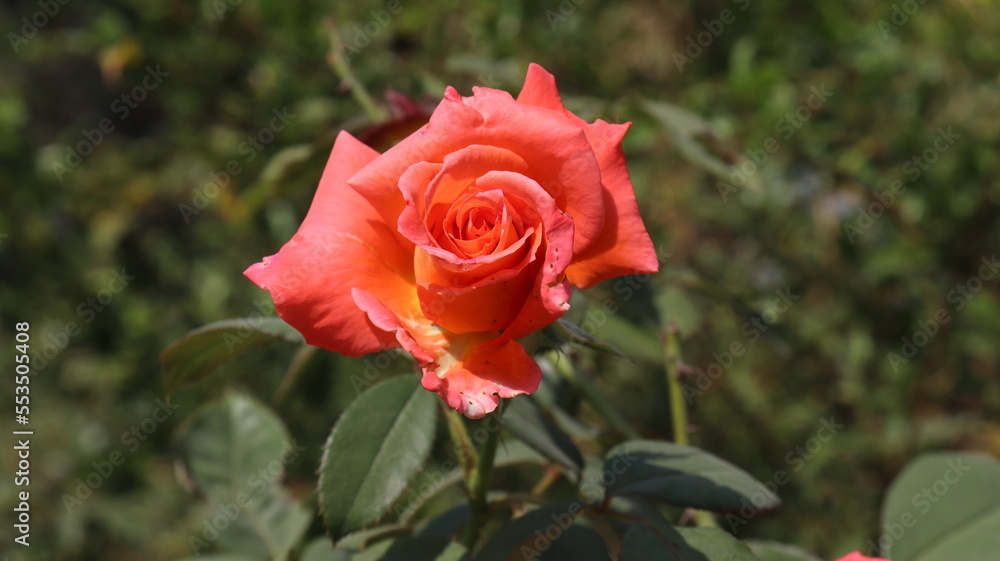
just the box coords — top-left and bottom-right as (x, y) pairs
(664, 325), (690, 447)
(441, 401), (477, 482)
(460, 405), (504, 551)
(664, 325), (717, 528)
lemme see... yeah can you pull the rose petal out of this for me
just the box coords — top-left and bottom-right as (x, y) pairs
(351, 288), (441, 366)
(565, 120), (660, 288)
(516, 62), (566, 112)
(518, 64), (660, 287)
(244, 131), (419, 356)
(471, 172), (574, 342)
(350, 85), (606, 256)
(420, 334), (541, 419)
(349, 290), (542, 419)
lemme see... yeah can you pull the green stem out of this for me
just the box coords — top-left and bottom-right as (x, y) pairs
(324, 18), (387, 123)
(441, 402), (477, 482)
(461, 407), (503, 551)
(664, 326), (689, 446)
(664, 326), (717, 528)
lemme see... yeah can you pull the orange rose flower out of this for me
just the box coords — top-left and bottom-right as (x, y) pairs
(245, 64), (658, 418)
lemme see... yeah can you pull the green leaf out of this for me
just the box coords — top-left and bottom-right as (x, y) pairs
(417, 505), (470, 539)
(503, 395), (584, 480)
(597, 314), (664, 364)
(619, 523), (758, 561)
(642, 100), (753, 190)
(353, 538), (466, 561)
(257, 144), (315, 186)
(397, 439), (556, 527)
(241, 143), (321, 215)
(318, 375), (437, 540)
(174, 556), (262, 561)
(534, 526), (611, 561)
(175, 393), (311, 560)
(161, 317), (305, 394)
(211, 491), (312, 560)
(475, 500), (587, 561)
(434, 543), (470, 561)
(674, 527), (760, 561)
(395, 469), (464, 524)
(324, 523), (410, 553)
(299, 537), (355, 561)
(880, 452), (1000, 561)
(551, 318), (633, 362)
(641, 101), (729, 178)
(603, 440), (781, 513)
(176, 393), (294, 501)
(744, 540), (822, 561)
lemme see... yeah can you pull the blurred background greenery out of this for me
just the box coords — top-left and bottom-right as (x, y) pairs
(1, 0), (999, 559)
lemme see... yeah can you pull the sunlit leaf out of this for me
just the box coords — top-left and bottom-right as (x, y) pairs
(175, 393), (310, 560)
(880, 452), (1000, 561)
(319, 375), (437, 540)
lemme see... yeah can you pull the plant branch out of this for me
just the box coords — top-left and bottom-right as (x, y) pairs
(460, 405), (504, 551)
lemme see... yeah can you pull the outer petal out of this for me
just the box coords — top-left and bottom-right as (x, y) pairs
(349, 85), (607, 255)
(352, 290), (541, 419)
(244, 131), (419, 356)
(518, 64), (660, 288)
(564, 120), (660, 288)
(516, 62), (566, 112)
(351, 288), (440, 365)
(420, 335), (541, 419)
